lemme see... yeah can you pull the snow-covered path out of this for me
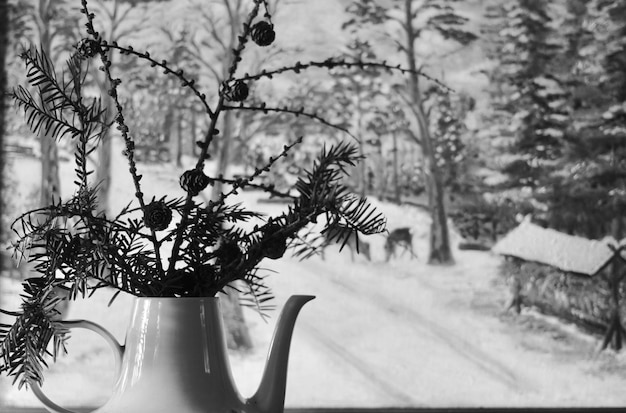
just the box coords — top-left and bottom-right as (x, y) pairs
(271, 256), (527, 407)
(257, 251), (624, 408)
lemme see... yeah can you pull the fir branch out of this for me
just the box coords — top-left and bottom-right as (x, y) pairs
(80, 0), (165, 278)
(257, 0), (273, 21)
(69, 57), (107, 191)
(222, 104), (358, 141)
(229, 271), (276, 318)
(288, 230), (325, 260)
(224, 0), (263, 80)
(236, 58), (455, 93)
(11, 86), (81, 141)
(21, 47), (81, 114)
(0, 281), (69, 388)
(166, 98), (224, 275)
(164, 0), (275, 272)
(102, 42), (214, 117)
(336, 193), (386, 235)
(212, 178), (296, 199)
(209, 136), (304, 204)
(213, 142), (383, 289)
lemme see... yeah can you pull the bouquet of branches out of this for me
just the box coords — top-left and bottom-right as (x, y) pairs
(0, 0), (445, 388)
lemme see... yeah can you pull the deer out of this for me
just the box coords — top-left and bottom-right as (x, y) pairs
(384, 227), (417, 262)
(319, 225), (371, 262)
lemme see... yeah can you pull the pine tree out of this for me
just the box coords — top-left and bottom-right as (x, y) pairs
(343, 0), (477, 264)
(536, 0), (626, 239)
(488, 0), (568, 190)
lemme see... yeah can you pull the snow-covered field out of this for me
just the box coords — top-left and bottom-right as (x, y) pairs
(3, 141), (626, 410)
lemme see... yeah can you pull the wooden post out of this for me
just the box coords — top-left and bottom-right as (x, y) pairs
(600, 245), (626, 351)
(507, 276), (523, 314)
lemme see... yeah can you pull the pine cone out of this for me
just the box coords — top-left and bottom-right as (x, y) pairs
(76, 39), (101, 59)
(162, 268), (196, 296)
(251, 21), (275, 47)
(180, 169), (211, 196)
(262, 223), (288, 260)
(227, 81), (249, 102)
(214, 241), (242, 266)
(143, 201), (172, 231)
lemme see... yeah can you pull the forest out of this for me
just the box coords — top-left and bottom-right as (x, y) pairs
(0, 0), (623, 273)
(1, 0), (625, 259)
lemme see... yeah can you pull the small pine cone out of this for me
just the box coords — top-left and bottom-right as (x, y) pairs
(227, 81), (249, 102)
(251, 21), (275, 47)
(76, 39), (101, 59)
(264, 237), (287, 260)
(180, 169), (211, 196)
(143, 201), (172, 231)
(262, 223), (288, 260)
(214, 241), (242, 266)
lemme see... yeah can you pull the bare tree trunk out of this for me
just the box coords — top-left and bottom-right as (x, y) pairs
(355, 87), (367, 196)
(211, 110), (234, 200)
(176, 111), (183, 167)
(404, 0), (454, 265)
(220, 287), (253, 351)
(163, 107), (174, 148)
(40, 131), (61, 205)
(392, 131), (400, 203)
(34, 2), (67, 318)
(95, 0), (123, 215)
(375, 143), (385, 200)
(37, 5), (61, 208)
(191, 109), (199, 157)
(95, 96), (114, 214)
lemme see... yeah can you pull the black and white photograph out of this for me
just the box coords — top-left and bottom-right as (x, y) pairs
(1, 0), (625, 411)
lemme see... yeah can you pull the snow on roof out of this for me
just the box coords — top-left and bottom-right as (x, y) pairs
(492, 220), (622, 276)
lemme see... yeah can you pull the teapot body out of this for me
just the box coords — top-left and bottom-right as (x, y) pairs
(33, 295), (314, 413)
(100, 297), (244, 413)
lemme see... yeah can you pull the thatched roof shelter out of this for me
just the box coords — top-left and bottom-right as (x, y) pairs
(492, 220), (624, 276)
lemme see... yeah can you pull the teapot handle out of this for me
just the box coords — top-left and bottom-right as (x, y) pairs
(31, 320), (124, 413)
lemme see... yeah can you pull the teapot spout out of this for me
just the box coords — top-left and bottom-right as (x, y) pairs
(248, 295), (314, 413)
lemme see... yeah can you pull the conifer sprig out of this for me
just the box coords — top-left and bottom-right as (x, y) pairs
(102, 42), (213, 117)
(210, 136), (304, 202)
(80, 0), (167, 277)
(165, 0), (270, 272)
(0, 0), (461, 389)
(236, 58), (455, 93)
(223, 104), (358, 140)
(11, 48), (84, 141)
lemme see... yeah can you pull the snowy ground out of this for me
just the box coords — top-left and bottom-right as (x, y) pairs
(3, 142), (626, 409)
